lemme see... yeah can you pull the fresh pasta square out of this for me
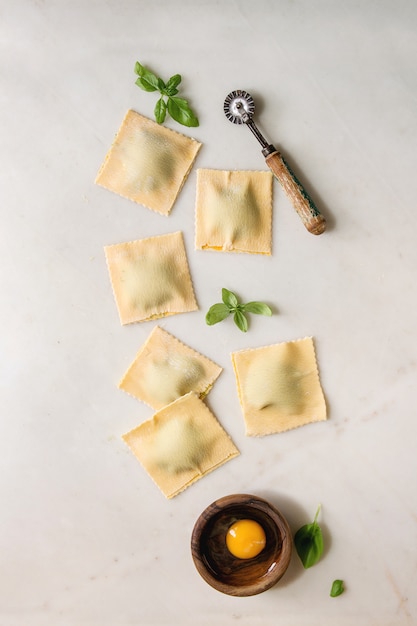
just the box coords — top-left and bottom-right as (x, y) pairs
(104, 231), (198, 325)
(231, 337), (327, 436)
(122, 392), (240, 498)
(118, 325), (222, 409)
(195, 169), (273, 254)
(95, 110), (201, 215)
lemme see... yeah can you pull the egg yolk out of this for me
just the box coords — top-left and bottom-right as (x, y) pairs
(226, 519), (266, 559)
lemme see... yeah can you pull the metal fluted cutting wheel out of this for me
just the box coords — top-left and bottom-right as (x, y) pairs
(223, 90), (255, 124)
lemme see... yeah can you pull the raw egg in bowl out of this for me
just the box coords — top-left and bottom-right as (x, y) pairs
(191, 493), (292, 596)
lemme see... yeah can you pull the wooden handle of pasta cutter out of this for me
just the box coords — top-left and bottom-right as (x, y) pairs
(265, 150), (326, 235)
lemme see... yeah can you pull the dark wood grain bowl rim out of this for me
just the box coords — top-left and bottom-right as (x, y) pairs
(191, 493), (293, 597)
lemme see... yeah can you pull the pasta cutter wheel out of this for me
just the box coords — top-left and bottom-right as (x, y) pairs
(224, 90), (326, 235)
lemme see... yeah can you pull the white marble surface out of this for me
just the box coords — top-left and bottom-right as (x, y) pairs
(1, 1), (417, 624)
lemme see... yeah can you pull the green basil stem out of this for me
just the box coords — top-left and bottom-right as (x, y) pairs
(313, 504), (321, 526)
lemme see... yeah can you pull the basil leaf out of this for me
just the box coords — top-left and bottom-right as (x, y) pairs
(330, 579), (344, 597)
(165, 73), (182, 95)
(135, 77), (157, 92)
(294, 506), (324, 569)
(167, 96), (199, 127)
(134, 73), (160, 92)
(242, 301), (272, 316)
(134, 61), (160, 92)
(154, 97), (167, 124)
(134, 61), (145, 76)
(221, 288), (239, 309)
(134, 62), (164, 93)
(233, 309), (248, 332)
(205, 303), (230, 326)
(294, 523), (323, 568)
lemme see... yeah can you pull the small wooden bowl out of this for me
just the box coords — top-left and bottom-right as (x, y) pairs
(191, 494), (292, 596)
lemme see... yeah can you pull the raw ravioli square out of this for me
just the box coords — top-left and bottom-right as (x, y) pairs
(195, 169), (273, 254)
(95, 109), (201, 215)
(104, 231), (198, 325)
(122, 392), (240, 499)
(118, 325), (222, 409)
(231, 337), (326, 436)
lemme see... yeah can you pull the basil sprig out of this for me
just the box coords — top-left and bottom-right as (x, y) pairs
(294, 505), (324, 569)
(330, 579), (345, 597)
(134, 61), (199, 127)
(206, 288), (272, 333)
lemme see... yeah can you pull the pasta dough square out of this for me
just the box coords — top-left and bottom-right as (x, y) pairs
(118, 325), (222, 409)
(231, 337), (327, 436)
(95, 109), (201, 215)
(195, 169), (273, 254)
(122, 392), (240, 498)
(104, 231), (198, 325)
